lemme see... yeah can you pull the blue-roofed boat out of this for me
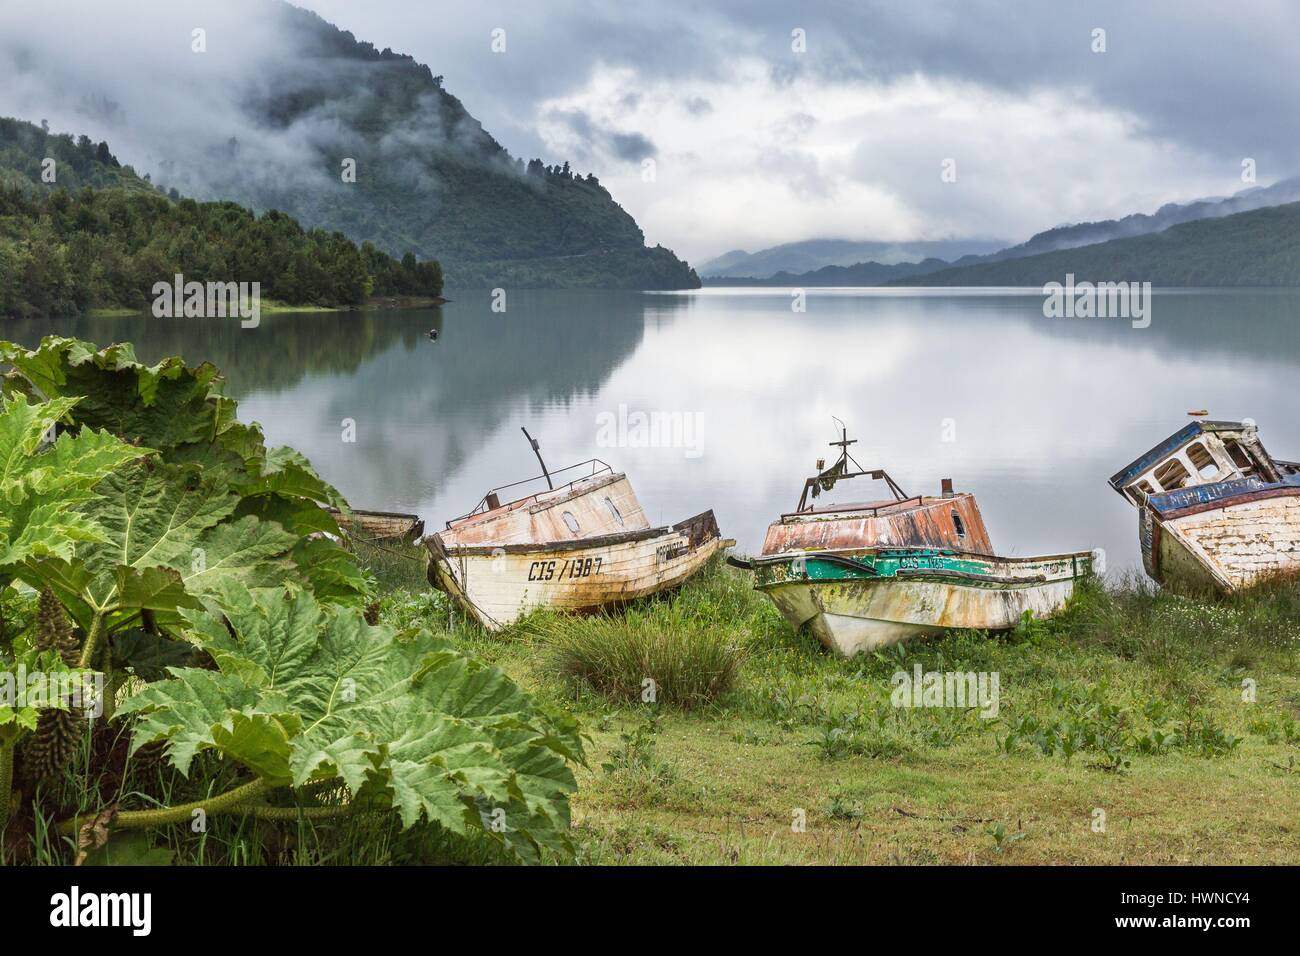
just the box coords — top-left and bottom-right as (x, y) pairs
(1110, 421), (1300, 593)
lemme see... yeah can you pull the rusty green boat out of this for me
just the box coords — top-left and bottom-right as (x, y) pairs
(731, 547), (1094, 656)
(728, 423), (1094, 655)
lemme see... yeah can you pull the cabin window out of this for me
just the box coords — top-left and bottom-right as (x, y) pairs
(561, 511), (581, 535)
(1128, 480), (1157, 504)
(951, 510), (966, 538)
(1153, 458), (1191, 490)
(604, 496), (625, 527)
(1225, 440), (1255, 473)
(1186, 442), (1219, 480)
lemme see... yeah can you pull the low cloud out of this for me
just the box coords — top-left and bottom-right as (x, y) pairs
(537, 61), (1232, 262)
(550, 107), (656, 164)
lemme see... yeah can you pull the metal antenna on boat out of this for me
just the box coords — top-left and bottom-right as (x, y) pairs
(521, 427), (554, 490)
(795, 418), (908, 511)
(829, 417), (859, 471)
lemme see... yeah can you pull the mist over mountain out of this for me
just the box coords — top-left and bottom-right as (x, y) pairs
(697, 238), (1007, 279)
(893, 201), (1300, 288)
(0, 0), (698, 289)
(981, 175), (1300, 263)
(704, 176), (1300, 287)
(0, 116), (444, 317)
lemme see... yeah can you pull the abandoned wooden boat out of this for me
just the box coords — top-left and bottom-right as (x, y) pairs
(1109, 420), (1300, 593)
(733, 547), (1094, 657)
(328, 508), (425, 543)
(424, 429), (723, 631)
(729, 425), (1092, 655)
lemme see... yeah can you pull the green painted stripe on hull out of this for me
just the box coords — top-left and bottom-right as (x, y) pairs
(750, 548), (1093, 590)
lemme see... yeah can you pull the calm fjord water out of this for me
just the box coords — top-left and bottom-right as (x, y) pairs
(8, 288), (1298, 572)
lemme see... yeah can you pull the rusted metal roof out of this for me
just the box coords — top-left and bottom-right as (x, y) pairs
(761, 493), (993, 556)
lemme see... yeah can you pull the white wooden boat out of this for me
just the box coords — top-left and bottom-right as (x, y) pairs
(425, 431), (723, 630)
(733, 548), (1094, 656)
(1110, 420), (1300, 593)
(730, 424), (1092, 654)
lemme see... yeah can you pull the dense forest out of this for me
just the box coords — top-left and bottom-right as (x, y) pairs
(897, 201), (1300, 288)
(0, 118), (441, 318)
(144, 2), (698, 290)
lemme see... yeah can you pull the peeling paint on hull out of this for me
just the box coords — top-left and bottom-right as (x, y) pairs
(431, 527), (721, 630)
(749, 549), (1091, 656)
(1111, 421), (1300, 594)
(761, 493), (992, 556)
(1141, 486), (1300, 593)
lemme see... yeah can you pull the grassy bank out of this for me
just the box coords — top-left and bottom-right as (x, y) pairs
(370, 551), (1299, 866)
(8, 546), (1298, 865)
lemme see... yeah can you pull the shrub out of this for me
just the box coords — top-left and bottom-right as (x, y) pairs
(533, 602), (746, 710)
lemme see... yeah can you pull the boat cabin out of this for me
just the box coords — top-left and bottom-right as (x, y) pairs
(760, 425), (993, 556)
(438, 462), (650, 549)
(1108, 421), (1300, 505)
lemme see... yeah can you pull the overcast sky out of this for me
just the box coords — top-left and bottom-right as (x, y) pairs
(4, 1), (1298, 262)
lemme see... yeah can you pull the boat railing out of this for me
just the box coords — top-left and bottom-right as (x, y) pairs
(783, 494), (924, 520)
(448, 458), (615, 527)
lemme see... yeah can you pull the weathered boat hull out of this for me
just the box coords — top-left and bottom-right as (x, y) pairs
(739, 549), (1093, 656)
(1139, 478), (1300, 593)
(328, 508), (425, 543)
(429, 511), (722, 630)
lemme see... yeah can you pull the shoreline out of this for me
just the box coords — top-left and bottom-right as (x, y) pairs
(85, 294), (448, 319)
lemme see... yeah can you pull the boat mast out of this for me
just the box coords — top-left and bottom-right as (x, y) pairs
(796, 420), (908, 511)
(521, 427), (554, 490)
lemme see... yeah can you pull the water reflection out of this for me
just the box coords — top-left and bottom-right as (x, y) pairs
(4, 288), (1296, 570)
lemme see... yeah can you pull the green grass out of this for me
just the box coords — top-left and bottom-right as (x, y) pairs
(379, 557), (1300, 865)
(6, 552), (1299, 866)
(525, 586), (748, 709)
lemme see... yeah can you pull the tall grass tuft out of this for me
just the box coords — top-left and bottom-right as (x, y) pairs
(530, 561), (750, 709)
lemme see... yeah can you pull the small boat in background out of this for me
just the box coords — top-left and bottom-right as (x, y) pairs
(729, 424), (1093, 655)
(328, 508), (425, 543)
(1110, 420), (1300, 593)
(425, 429), (723, 630)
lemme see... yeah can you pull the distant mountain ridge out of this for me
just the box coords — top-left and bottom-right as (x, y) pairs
(980, 176), (1300, 263)
(705, 177), (1300, 287)
(697, 238), (1006, 279)
(890, 201), (1300, 288)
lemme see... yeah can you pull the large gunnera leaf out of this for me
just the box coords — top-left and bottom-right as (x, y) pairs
(120, 584), (584, 861)
(2, 337), (366, 606)
(1, 336), (348, 530)
(0, 392), (145, 581)
(23, 460), (300, 634)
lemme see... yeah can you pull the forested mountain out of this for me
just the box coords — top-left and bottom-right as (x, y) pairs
(978, 177), (1300, 264)
(702, 178), (1300, 287)
(0, 118), (441, 317)
(137, 3), (697, 290)
(893, 201), (1300, 288)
